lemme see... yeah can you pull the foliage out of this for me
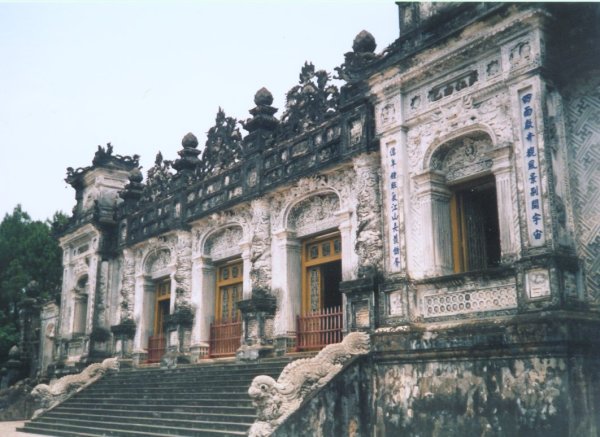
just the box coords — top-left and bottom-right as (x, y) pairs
(0, 205), (65, 363)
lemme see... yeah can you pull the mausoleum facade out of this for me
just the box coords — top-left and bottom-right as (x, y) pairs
(40, 3), (600, 434)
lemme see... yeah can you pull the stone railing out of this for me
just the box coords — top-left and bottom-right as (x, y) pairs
(30, 357), (119, 418)
(247, 332), (370, 437)
(122, 102), (374, 246)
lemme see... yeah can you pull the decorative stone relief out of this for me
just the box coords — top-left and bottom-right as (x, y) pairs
(421, 286), (517, 318)
(431, 134), (494, 183)
(204, 226), (244, 260)
(376, 357), (566, 435)
(526, 269), (550, 299)
(143, 249), (171, 276)
(486, 59), (500, 78)
(428, 71), (478, 103)
(353, 154), (384, 276)
(247, 332), (370, 437)
(509, 40), (533, 69)
(271, 174), (335, 231)
(250, 199), (272, 291)
(192, 205), (251, 256)
(388, 290), (404, 316)
(379, 102), (396, 127)
(564, 76), (600, 305)
(174, 232), (192, 303)
(119, 250), (135, 321)
(287, 193), (340, 237)
(31, 358), (119, 418)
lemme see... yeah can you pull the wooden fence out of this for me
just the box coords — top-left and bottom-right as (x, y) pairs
(147, 335), (166, 363)
(208, 319), (242, 357)
(296, 306), (343, 351)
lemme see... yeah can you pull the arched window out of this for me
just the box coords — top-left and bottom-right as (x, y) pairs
(449, 175), (501, 272)
(418, 132), (516, 276)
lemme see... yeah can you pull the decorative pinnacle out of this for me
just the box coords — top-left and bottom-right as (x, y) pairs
(128, 167), (143, 183)
(254, 87), (274, 106)
(352, 30), (376, 54)
(181, 132), (199, 149)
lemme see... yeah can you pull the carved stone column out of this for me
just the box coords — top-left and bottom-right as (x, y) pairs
(89, 260), (111, 362)
(236, 291), (277, 361)
(240, 241), (253, 300)
(491, 145), (520, 260)
(110, 319), (136, 368)
(173, 232), (192, 305)
(190, 256), (214, 361)
(132, 274), (152, 365)
(271, 229), (301, 354)
(352, 153), (384, 277)
(250, 199), (272, 292)
(415, 170), (453, 276)
(336, 209), (355, 281)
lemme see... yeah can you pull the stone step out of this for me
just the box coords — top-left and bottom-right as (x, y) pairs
(93, 373), (280, 388)
(32, 415), (251, 433)
(19, 422), (245, 437)
(18, 357), (297, 436)
(116, 361), (291, 375)
(49, 409), (256, 423)
(54, 403), (255, 416)
(68, 395), (253, 408)
(72, 391), (251, 401)
(110, 368), (285, 379)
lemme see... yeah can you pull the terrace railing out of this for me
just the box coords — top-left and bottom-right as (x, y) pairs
(296, 306), (343, 352)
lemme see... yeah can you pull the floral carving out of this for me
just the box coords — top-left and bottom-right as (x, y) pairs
(144, 249), (171, 276)
(279, 62), (339, 139)
(250, 199), (271, 290)
(174, 232), (192, 303)
(353, 154), (384, 276)
(205, 226), (244, 259)
(248, 332), (370, 437)
(199, 108), (243, 177)
(140, 152), (174, 204)
(119, 250), (135, 320)
(287, 193), (340, 233)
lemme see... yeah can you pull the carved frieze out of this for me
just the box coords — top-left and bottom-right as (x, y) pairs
(287, 193), (340, 237)
(143, 249), (171, 276)
(421, 286), (517, 318)
(204, 226), (244, 260)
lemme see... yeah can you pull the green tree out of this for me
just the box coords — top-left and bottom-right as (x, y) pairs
(0, 205), (65, 363)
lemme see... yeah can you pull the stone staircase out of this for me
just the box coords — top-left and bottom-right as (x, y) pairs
(18, 358), (292, 437)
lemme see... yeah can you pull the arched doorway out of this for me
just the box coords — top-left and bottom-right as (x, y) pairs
(285, 192), (345, 351)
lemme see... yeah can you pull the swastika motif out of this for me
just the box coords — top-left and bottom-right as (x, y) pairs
(565, 78), (600, 305)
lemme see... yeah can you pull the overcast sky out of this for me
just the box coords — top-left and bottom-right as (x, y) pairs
(0, 1), (399, 222)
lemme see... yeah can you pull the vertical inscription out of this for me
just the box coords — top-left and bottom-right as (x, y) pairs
(519, 88), (545, 246)
(385, 142), (402, 271)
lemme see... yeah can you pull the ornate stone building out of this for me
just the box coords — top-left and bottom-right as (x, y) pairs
(40, 3), (599, 435)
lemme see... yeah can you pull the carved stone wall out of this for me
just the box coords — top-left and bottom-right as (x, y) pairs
(564, 75), (600, 306)
(374, 357), (570, 436)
